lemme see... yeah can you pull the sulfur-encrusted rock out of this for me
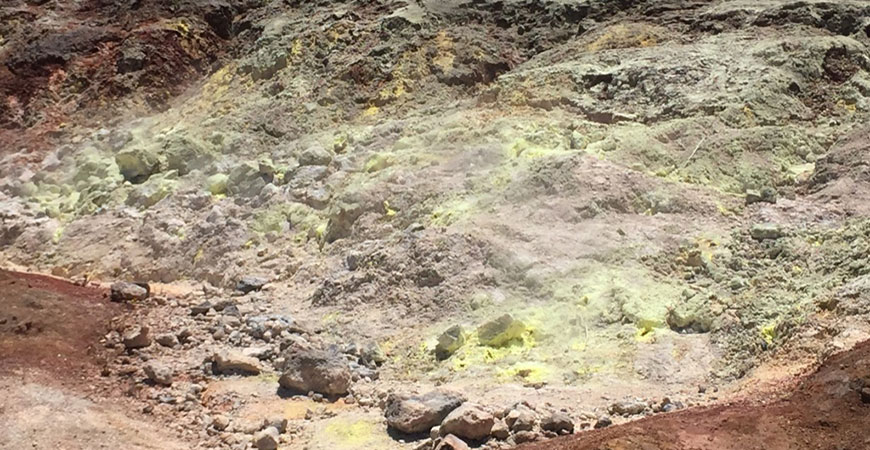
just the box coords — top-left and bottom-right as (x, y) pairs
(476, 314), (526, 347)
(126, 171), (177, 208)
(161, 134), (214, 176)
(115, 147), (161, 183)
(206, 173), (228, 195)
(435, 325), (466, 360)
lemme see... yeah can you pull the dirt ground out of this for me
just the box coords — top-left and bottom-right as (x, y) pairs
(0, 270), (116, 377)
(0, 270), (185, 450)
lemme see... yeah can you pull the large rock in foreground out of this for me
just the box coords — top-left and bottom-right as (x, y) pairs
(278, 349), (351, 396)
(439, 404), (494, 441)
(385, 391), (466, 434)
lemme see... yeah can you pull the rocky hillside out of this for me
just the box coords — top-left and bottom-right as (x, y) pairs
(2, 1), (870, 449)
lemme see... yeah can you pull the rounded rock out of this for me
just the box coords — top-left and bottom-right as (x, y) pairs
(439, 404), (494, 441)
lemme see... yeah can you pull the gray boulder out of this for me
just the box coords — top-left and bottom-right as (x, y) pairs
(122, 325), (151, 349)
(262, 417), (288, 434)
(385, 391), (465, 434)
(541, 412), (574, 434)
(143, 362), (173, 386)
(439, 404), (494, 441)
(745, 187), (777, 205)
(435, 325), (465, 360)
(506, 408), (536, 432)
(278, 349), (351, 396)
(236, 276), (268, 294)
(211, 415), (230, 431)
(110, 282), (149, 302)
(252, 426), (280, 450)
(212, 351), (262, 375)
(298, 144), (333, 166)
(609, 400), (647, 416)
(155, 333), (179, 347)
(750, 223), (784, 240)
(227, 162), (269, 197)
(513, 430), (540, 444)
(594, 415), (612, 428)
(490, 419), (510, 440)
(243, 345), (273, 360)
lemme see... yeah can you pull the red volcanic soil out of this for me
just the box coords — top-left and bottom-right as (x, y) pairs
(0, 270), (119, 381)
(0, 0), (241, 155)
(520, 341), (870, 450)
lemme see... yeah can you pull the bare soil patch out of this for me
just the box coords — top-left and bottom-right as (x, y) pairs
(520, 340), (870, 450)
(0, 269), (117, 380)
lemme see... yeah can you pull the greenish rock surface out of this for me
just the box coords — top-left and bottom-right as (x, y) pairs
(127, 171), (177, 208)
(115, 147), (162, 183)
(476, 314), (526, 347)
(298, 144), (333, 166)
(206, 173), (229, 196)
(750, 223), (784, 240)
(162, 134), (214, 175)
(666, 294), (714, 333)
(227, 162), (268, 197)
(435, 325), (466, 360)
(364, 153), (396, 173)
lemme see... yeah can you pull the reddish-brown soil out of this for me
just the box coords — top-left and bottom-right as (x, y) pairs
(0, 270), (118, 381)
(0, 0), (242, 156)
(521, 341), (870, 450)
(0, 271), (186, 450)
